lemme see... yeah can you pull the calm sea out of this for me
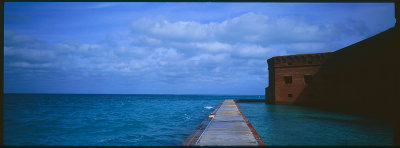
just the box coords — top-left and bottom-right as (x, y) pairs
(238, 102), (393, 146)
(4, 94), (393, 146)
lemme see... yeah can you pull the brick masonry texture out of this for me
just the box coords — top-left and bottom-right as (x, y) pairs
(265, 25), (400, 145)
(266, 53), (332, 104)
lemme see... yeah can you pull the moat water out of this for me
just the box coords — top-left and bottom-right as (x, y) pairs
(4, 94), (393, 146)
(238, 102), (393, 146)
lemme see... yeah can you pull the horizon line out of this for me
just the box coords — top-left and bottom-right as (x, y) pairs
(3, 92), (266, 96)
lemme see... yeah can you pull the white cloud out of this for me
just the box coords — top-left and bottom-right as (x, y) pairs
(130, 12), (367, 47)
(9, 62), (55, 68)
(190, 42), (231, 53)
(5, 11), (377, 93)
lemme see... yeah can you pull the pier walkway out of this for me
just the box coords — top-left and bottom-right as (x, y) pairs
(182, 99), (264, 146)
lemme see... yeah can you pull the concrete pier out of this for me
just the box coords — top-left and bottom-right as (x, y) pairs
(182, 99), (265, 146)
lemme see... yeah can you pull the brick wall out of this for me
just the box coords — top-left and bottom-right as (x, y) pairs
(266, 26), (399, 130)
(266, 53), (331, 104)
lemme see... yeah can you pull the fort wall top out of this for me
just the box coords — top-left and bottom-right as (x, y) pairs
(267, 52), (333, 68)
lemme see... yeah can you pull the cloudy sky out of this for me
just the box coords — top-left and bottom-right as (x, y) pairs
(4, 2), (396, 95)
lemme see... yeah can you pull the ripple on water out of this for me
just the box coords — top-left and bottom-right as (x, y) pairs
(4, 94), (263, 146)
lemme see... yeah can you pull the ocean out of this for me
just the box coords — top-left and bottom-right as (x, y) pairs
(4, 94), (393, 146)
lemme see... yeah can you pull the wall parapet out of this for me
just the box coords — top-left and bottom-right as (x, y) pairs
(268, 52), (333, 68)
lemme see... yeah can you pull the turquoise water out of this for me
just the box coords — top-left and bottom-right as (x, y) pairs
(5, 94), (393, 146)
(4, 94), (262, 146)
(237, 102), (393, 146)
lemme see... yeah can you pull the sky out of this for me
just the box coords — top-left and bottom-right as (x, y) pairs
(4, 2), (396, 95)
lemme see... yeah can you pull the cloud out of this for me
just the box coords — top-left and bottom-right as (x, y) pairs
(4, 29), (38, 47)
(4, 12), (377, 94)
(131, 12), (371, 46)
(8, 62), (54, 68)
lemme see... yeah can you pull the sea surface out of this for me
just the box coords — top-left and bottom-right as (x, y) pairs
(4, 94), (393, 146)
(4, 94), (260, 146)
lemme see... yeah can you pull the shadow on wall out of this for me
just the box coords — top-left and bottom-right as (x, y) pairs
(293, 25), (400, 145)
(294, 26), (399, 122)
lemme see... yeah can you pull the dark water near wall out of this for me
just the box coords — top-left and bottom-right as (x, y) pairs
(4, 94), (393, 146)
(4, 94), (261, 146)
(237, 102), (393, 146)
